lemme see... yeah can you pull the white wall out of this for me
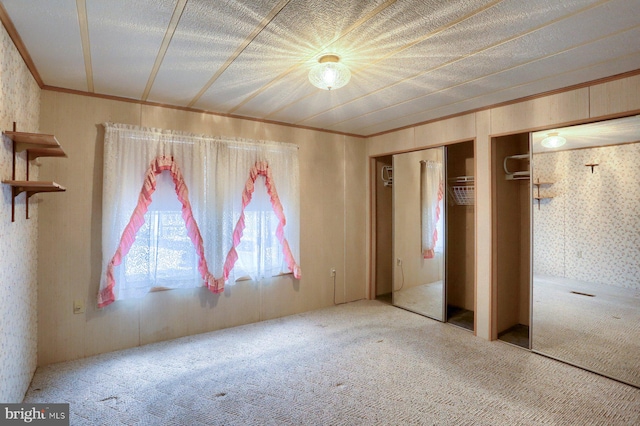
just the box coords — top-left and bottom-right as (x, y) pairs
(0, 24), (41, 402)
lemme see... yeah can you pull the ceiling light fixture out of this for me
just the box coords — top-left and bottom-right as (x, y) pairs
(308, 54), (351, 91)
(541, 132), (567, 148)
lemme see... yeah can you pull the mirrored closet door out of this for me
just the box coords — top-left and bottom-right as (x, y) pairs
(531, 115), (640, 388)
(392, 147), (446, 321)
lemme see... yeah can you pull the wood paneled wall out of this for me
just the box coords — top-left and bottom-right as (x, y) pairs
(492, 134), (530, 334)
(36, 91), (366, 365)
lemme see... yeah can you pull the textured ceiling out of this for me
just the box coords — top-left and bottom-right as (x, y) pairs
(2, 0), (640, 136)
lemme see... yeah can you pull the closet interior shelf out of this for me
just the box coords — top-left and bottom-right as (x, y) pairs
(448, 176), (474, 206)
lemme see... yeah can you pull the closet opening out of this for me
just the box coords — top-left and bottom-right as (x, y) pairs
(491, 133), (531, 349)
(445, 140), (475, 332)
(371, 155), (393, 304)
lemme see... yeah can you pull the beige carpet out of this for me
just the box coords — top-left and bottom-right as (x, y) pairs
(24, 300), (640, 425)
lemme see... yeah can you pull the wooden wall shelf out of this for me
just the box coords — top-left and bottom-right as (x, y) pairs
(2, 124), (67, 221)
(3, 131), (61, 152)
(2, 180), (66, 196)
(27, 146), (67, 161)
(533, 180), (554, 209)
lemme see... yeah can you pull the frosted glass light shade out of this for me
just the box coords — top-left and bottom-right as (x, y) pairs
(541, 133), (566, 148)
(309, 55), (351, 90)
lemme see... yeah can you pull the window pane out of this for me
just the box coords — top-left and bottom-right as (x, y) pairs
(156, 212), (198, 281)
(234, 198), (287, 280)
(123, 210), (199, 289)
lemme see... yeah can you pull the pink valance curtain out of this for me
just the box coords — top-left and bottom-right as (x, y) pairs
(98, 123), (301, 307)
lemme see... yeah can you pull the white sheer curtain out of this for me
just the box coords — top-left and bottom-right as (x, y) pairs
(122, 171), (201, 296)
(421, 160), (443, 259)
(99, 123), (300, 307)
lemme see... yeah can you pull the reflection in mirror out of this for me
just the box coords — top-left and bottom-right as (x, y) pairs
(392, 148), (445, 321)
(531, 115), (640, 388)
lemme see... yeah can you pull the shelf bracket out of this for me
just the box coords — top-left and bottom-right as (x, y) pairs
(10, 122), (17, 222)
(10, 186), (15, 222)
(2, 122), (66, 222)
(8, 186), (36, 220)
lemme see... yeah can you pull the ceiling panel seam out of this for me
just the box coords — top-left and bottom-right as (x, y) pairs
(141, 0), (188, 101)
(186, 0), (292, 108)
(332, 22), (640, 131)
(263, 0), (504, 121)
(5, 0), (637, 137)
(225, 0), (399, 114)
(293, 0), (611, 127)
(358, 50), (640, 135)
(76, 0), (93, 92)
(365, 67), (640, 137)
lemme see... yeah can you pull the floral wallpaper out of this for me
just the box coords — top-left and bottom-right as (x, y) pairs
(0, 24), (41, 402)
(533, 142), (640, 290)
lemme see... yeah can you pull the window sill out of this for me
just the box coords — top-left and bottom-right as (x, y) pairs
(234, 272), (293, 282)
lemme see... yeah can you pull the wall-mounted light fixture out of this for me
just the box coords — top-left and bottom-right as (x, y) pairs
(308, 54), (351, 91)
(541, 132), (567, 148)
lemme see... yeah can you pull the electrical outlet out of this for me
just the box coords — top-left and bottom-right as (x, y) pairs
(73, 299), (85, 314)
(330, 268), (336, 278)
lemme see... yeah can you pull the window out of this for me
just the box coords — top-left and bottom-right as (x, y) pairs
(434, 195), (444, 254)
(421, 160), (443, 259)
(233, 179), (290, 281)
(98, 124), (301, 307)
(121, 171), (200, 299)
